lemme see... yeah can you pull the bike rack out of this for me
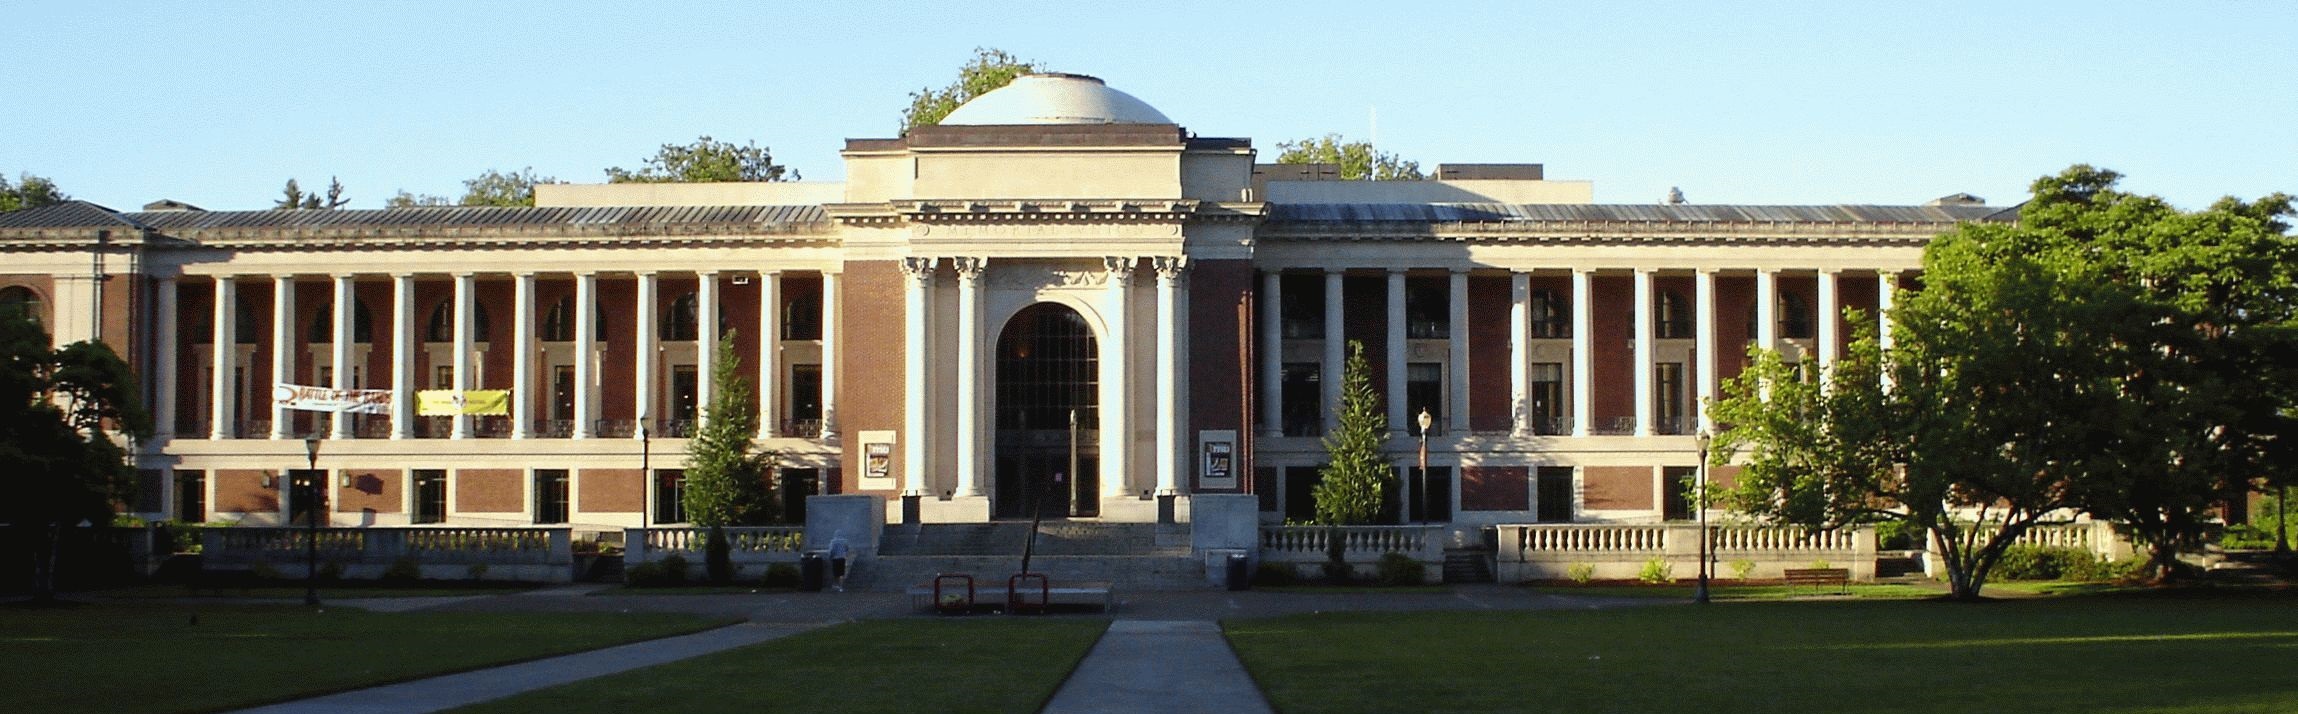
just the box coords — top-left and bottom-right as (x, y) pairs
(1008, 572), (1050, 615)
(933, 574), (976, 615)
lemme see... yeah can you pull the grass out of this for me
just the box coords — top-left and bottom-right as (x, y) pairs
(449, 619), (1108, 714)
(0, 602), (733, 714)
(1226, 590), (2298, 714)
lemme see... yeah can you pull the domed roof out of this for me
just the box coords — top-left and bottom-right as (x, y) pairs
(939, 73), (1173, 126)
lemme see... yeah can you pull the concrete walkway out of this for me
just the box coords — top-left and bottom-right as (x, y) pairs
(1040, 620), (1273, 714)
(223, 621), (820, 714)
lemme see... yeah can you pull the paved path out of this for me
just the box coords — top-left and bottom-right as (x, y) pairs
(222, 622), (819, 714)
(1040, 620), (1272, 714)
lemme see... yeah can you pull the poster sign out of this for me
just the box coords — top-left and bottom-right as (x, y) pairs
(273, 384), (393, 414)
(1198, 429), (1238, 490)
(415, 389), (511, 416)
(860, 431), (896, 482)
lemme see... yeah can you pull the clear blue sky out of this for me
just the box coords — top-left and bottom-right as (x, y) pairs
(5, 1), (2292, 212)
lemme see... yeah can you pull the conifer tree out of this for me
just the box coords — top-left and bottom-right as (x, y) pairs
(680, 331), (779, 526)
(1313, 340), (1390, 525)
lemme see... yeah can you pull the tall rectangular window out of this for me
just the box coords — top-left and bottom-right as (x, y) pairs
(1530, 363), (1565, 435)
(1404, 277), (1448, 339)
(413, 470), (447, 524)
(288, 471), (324, 526)
(788, 364), (822, 435)
(669, 365), (700, 434)
(654, 469), (687, 524)
(175, 471), (206, 523)
(551, 365), (576, 423)
(1279, 273), (1324, 339)
(781, 275), (823, 341)
(1663, 466), (1697, 521)
(533, 470), (569, 524)
(1655, 363), (1687, 435)
(434, 365), (454, 389)
(1280, 363), (1321, 436)
(1536, 467), (1575, 522)
(1406, 363), (1444, 434)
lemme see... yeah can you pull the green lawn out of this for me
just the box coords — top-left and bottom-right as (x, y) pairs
(1227, 590), (2298, 714)
(450, 619), (1108, 714)
(0, 603), (732, 714)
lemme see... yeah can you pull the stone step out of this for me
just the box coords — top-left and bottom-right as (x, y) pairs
(879, 522), (1188, 557)
(853, 554), (1210, 592)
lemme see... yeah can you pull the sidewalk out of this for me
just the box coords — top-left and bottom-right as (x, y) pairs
(222, 621), (819, 714)
(1040, 620), (1273, 714)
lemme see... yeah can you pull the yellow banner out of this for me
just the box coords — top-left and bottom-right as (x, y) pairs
(416, 389), (511, 416)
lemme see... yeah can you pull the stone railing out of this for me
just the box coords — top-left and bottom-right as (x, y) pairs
(201, 527), (573, 582)
(1495, 523), (1876, 582)
(625, 526), (807, 580)
(1258, 525), (1445, 581)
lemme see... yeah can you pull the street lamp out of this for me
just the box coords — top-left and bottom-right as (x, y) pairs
(1692, 429), (1713, 605)
(302, 434), (322, 607)
(1417, 408), (1435, 523)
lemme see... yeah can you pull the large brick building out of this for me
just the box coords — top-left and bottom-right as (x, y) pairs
(0, 74), (2010, 534)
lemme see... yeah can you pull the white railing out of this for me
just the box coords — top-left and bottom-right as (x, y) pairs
(1492, 523), (1876, 582)
(200, 527), (574, 581)
(1514, 524), (1669, 553)
(1259, 525), (1445, 562)
(625, 526), (807, 564)
(1710, 526), (1860, 553)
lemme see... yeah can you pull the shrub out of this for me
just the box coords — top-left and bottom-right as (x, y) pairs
(1252, 562), (1298, 587)
(2221, 524), (2280, 551)
(1376, 552), (1424, 586)
(1993, 545), (2130, 581)
(1729, 559), (1758, 580)
(659, 554), (690, 585)
(381, 556), (422, 583)
(763, 563), (800, 588)
(705, 526), (734, 585)
(625, 561), (669, 587)
(1638, 557), (1673, 584)
(465, 562), (490, 581)
(315, 561), (345, 582)
(1566, 563), (1595, 584)
(1873, 520), (1920, 550)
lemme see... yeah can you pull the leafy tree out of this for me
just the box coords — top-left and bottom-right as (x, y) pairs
(387, 167), (561, 208)
(681, 331), (779, 526)
(901, 47), (1042, 131)
(0, 310), (151, 603)
(276, 177), (348, 209)
(385, 190), (451, 208)
(0, 173), (69, 212)
(1313, 340), (1391, 525)
(606, 136), (797, 183)
(1275, 134), (1424, 181)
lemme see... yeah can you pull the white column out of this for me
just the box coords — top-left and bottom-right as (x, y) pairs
(899, 257), (936, 497)
(451, 273), (475, 439)
(1695, 269), (1718, 434)
(270, 275), (295, 439)
(1258, 270), (1282, 437)
(1322, 268), (1345, 434)
(1569, 269), (1592, 437)
(511, 272), (536, 439)
(757, 271), (782, 439)
(1447, 269), (1469, 434)
(209, 276), (236, 440)
(390, 274), (414, 440)
(819, 269), (841, 443)
(1155, 256), (1189, 496)
(572, 273), (597, 439)
(1631, 269), (1654, 437)
(1509, 271), (1530, 435)
(957, 257), (990, 499)
(1878, 271), (1898, 391)
(154, 277), (178, 438)
(1756, 269), (1778, 400)
(1817, 270), (1839, 371)
(1097, 256), (1129, 499)
(633, 272), (658, 434)
(696, 272), (720, 430)
(1385, 270), (1408, 435)
(329, 274), (354, 439)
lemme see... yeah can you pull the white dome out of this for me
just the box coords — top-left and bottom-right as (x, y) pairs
(939, 73), (1173, 126)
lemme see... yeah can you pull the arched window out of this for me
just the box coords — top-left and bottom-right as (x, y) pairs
(425, 301), (491, 342)
(1529, 289), (1568, 338)
(541, 296), (608, 342)
(1654, 290), (1693, 339)
(0, 286), (43, 327)
(307, 299), (375, 343)
(662, 293), (699, 341)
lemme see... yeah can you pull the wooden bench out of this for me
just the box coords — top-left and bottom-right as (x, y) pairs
(1782, 567), (1852, 594)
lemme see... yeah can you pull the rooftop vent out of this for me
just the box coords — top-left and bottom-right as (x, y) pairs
(141, 199), (205, 212)
(1925, 192), (1986, 207)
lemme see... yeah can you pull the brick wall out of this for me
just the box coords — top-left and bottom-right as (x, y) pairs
(215, 469), (278, 514)
(1461, 465), (1529, 511)
(1467, 275), (1512, 431)
(836, 261), (904, 495)
(1188, 259), (1252, 492)
(1591, 275), (1631, 423)
(336, 469), (403, 514)
(1583, 466), (1652, 510)
(578, 468), (642, 513)
(1340, 274), (1386, 399)
(455, 468), (524, 513)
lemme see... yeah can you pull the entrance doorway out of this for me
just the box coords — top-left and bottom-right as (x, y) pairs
(993, 303), (1100, 519)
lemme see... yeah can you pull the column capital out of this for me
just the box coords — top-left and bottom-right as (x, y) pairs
(899, 256), (939, 286)
(1153, 255), (1189, 285)
(697, 269), (721, 278)
(331, 272), (357, 281)
(1324, 265), (1345, 275)
(1101, 256), (1135, 286)
(453, 271), (475, 279)
(953, 256), (988, 283)
(513, 271), (537, 279)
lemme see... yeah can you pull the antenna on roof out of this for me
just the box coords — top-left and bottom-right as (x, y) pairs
(1666, 187), (1687, 205)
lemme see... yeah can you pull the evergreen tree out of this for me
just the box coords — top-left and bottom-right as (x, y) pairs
(680, 331), (778, 526)
(1312, 340), (1390, 525)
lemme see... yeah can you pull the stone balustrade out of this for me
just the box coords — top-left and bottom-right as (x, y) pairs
(201, 527), (573, 582)
(1258, 525), (1446, 581)
(1495, 523), (1877, 582)
(625, 526), (807, 580)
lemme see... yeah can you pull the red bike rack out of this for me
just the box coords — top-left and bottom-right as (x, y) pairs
(933, 574), (975, 615)
(1008, 572), (1050, 615)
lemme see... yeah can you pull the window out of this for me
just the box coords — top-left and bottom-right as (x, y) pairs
(653, 470), (687, 524)
(434, 366), (455, 389)
(0, 286), (43, 327)
(533, 470), (569, 524)
(306, 299), (375, 343)
(288, 470), (325, 526)
(1536, 467), (1575, 522)
(1404, 277), (1448, 339)
(782, 277), (822, 340)
(1655, 363), (1687, 434)
(1283, 466), (1323, 523)
(1655, 290), (1692, 339)
(1410, 465), (1452, 523)
(175, 471), (206, 523)
(663, 293), (698, 341)
(413, 470), (446, 524)
(1530, 363), (1565, 435)
(994, 305), (1098, 431)
(1663, 466), (1697, 521)
(541, 296), (607, 342)
(1780, 292), (1814, 339)
(1280, 363), (1322, 436)
(1406, 363), (1444, 435)
(669, 365), (700, 426)
(425, 301), (491, 342)
(789, 364), (822, 422)
(1278, 273), (1324, 339)
(1529, 289), (1569, 338)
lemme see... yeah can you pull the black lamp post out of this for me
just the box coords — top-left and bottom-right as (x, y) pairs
(302, 434), (322, 607)
(1416, 408), (1434, 523)
(1693, 429), (1713, 605)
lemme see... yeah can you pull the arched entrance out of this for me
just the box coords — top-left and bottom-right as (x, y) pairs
(993, 303), (1099, 519)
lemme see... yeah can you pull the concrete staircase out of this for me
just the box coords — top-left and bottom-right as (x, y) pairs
(860, 522), (1206, 591)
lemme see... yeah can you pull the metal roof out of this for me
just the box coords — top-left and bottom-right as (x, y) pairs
(120, 204), (830, 231)
(0, 201), (150, 229)
(1264, 203), (2016, 224)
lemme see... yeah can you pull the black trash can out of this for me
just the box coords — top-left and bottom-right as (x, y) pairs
(1226, 552), (1251, 591)
(799, 552), (827, 592)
